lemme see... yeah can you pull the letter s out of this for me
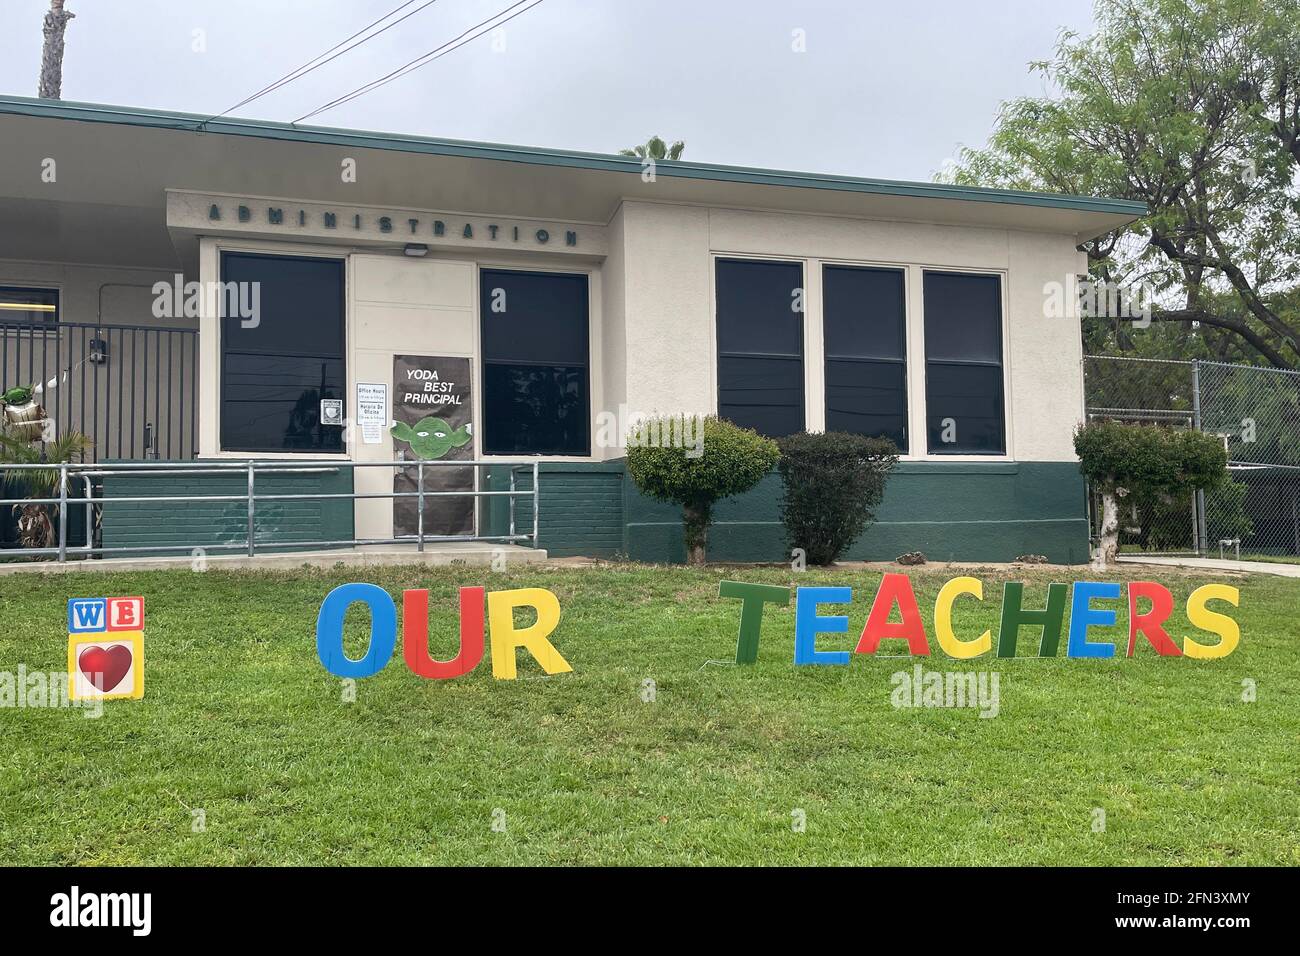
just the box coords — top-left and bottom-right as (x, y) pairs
(1183, 584), (1240, 659)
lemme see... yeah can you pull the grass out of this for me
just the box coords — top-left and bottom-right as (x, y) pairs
(1, 561), (1297, 866)
(1238, 552), (1300, 566)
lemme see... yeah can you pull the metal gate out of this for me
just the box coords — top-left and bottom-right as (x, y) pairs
(1, 319), (198, 461)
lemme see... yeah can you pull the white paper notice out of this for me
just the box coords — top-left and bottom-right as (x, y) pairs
(357, 382), (388, 445)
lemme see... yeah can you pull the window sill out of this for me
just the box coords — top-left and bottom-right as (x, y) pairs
(894, 459), (1019, 474)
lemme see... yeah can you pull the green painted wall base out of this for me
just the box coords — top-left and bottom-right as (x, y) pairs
(97, 458), (1087, 563)
(100, 461), (354, 558)
(486, 459), (1091, 565)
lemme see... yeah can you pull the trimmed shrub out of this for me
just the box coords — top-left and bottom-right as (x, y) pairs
(776, 431), (898, 566)
(626, 415), (779, 565)
(1074, 421), (1227, 564)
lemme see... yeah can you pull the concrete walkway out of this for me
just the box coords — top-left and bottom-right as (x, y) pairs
(1118, 555), (1300, 578)
(0, 542), (547, 575)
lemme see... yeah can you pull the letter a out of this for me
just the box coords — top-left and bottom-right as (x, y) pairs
(856, 573), (931, 656)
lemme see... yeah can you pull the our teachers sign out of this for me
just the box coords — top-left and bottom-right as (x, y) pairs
(391, 355), (474, 537)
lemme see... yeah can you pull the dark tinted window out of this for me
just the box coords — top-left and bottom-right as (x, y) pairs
(480, 269), (589, 455)
(923, 272), (1002, 363)
(220, 253), (345, 453)
(924, 271), (1004, 454)
(823, 265), (906, 449)
(0, 286), (59, 324)
(716, 258), (804, 436)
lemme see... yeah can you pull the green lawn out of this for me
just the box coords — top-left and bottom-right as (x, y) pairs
(1, 561), (1297, 865)
(1240, 553), (1300, 566)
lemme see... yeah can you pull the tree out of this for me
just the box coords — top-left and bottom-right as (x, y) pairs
(39, 0), (75, 100)
(943, 0), (1300, 369)
(618, 136), (685, 161)
(776, 432), (898, 565)
(1074, 421), (1227, 564)
(625, 416), (778, 565)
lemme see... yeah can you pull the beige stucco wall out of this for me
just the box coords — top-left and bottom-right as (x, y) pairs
(191, 195), (1090, 514)
(348, 253), (477, 541)
(606, 200), (1087, 462)
(616, 203), (715, 424)
(197, 237), (607, 539)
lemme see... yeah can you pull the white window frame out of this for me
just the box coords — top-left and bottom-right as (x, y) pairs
(0, 282), (62, 336)
(914, 265), (1013, 462)
(709, 252), (1014, 462)
(709, 252), (810, 437)
(472, 258), (603, 463)
(203, 237), (351, 460)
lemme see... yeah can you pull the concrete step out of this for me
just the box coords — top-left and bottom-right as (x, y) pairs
(0, 543), (548, 575)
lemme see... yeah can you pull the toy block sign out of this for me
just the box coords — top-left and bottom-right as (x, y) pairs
(67, 598), (107, 634)
(107, 597), (144, 631)
(66, 597), (145, 701)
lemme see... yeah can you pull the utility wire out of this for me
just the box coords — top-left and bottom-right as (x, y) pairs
(210, 0), (442, 121)
(292, 0), (546, 124)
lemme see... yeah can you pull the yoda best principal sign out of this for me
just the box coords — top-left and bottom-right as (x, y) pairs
(391, 355), (474, 537)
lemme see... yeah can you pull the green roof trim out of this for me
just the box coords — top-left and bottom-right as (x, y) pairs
(0, 95), (1148, 217)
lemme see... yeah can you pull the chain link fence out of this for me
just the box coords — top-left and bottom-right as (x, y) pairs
(1084, 355), (1300, 563)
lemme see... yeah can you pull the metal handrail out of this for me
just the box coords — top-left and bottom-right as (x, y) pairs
(0, 458), (541, 561)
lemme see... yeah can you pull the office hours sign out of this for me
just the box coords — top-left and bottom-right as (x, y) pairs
(390, 355), (474, 537)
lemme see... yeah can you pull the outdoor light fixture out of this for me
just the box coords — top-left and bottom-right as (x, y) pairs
(403, 243), (428, 257)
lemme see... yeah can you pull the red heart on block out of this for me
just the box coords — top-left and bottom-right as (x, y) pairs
(78, 645), (133, 692)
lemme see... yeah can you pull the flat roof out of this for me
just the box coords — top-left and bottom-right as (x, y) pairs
(0, 94), (1147, 218)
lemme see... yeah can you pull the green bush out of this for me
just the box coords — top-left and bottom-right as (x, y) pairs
(625, 415), (779, 565)
(776, 431), (898, 565)
(1075, 421), (1227, 492)
(1074, 421), (1227, 563)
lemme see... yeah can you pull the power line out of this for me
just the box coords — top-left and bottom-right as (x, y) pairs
(211, 0), (442, 120)
(292, 0), (546, 125)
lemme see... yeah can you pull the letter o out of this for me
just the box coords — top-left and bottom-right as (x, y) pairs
(316, 583), (397, 678)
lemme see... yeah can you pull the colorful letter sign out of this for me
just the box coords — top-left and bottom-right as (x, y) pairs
(719, 577), (1241, 665)
(315, 583), (571, 681)
(66, 597), (145, 700)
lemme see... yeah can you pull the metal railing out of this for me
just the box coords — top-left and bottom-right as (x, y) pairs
(0, 458), (539, 562)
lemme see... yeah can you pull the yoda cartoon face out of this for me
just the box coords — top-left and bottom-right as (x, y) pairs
(391, 417), (473, 460)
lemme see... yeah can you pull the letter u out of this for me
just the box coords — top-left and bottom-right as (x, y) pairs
(402, 587), (485, 679)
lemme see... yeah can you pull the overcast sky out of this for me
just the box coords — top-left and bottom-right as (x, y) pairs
(0, 0), (1096, 181)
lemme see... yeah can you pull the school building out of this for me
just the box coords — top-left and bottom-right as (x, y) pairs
(0, 95), (1145, 563)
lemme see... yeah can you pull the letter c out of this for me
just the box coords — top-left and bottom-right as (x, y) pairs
(934, 576), (992, 659)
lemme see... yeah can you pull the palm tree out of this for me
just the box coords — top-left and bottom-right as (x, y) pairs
(618, 136), (685, 161)
(39, 1), (76, 100)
